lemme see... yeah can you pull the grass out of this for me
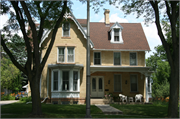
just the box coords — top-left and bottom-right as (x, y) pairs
(1, 101), (170, 118)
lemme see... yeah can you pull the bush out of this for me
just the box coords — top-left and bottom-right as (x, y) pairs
(20, 96), (32, 103)
(1, 94), (15, 100)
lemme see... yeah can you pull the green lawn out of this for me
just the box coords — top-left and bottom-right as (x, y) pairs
(1, 101), (170, 118)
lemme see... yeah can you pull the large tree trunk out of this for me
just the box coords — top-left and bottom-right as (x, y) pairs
(29, 74), (42, 115)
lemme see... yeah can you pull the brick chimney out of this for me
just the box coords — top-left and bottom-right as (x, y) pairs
(104, 9), (110, 25)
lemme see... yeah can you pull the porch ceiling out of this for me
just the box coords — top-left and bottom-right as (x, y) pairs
(90, 65), (153, 75)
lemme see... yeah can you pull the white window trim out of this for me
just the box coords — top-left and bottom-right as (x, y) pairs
(62, 22), (70, 37)
(51, 69), (60, 92)
(67, 47), (75, 63)
(73, 69), (80, 91)
(114, 74), (122, 92)
(57, 47), (65, 63)
(130, 74), (138, 92)
(94, 52), (101, 65)
(113, 52), (121, 65)
(130, 52), (138, 66)
(110, 26), (123, 44)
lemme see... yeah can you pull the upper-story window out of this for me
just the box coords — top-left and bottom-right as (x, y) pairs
(58, 47), (74, 63)
(63, 22), (70, 37)
(130, 52), (137, 65)
(110, 22), (123, 44)
(94, 52), (101, 65)
(114, 52), (121, 65)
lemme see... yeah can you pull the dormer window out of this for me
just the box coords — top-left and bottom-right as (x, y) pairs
(110, 22), (123, 44)
(114, 29), (119, 41)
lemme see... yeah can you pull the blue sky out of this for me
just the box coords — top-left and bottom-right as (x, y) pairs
(71, 0), (162, 58)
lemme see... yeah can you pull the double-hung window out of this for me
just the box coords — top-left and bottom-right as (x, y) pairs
(63, 22), (70, 37)
(130, 75), (138, 92)
(114, 74), (121, 92)
(53, 71), (58, 91)
(114, 29), (119, 41)
(114, 52), (121, 65)
(94, 52), (101, 65)
(62, 71), (69, 91)
(58, 47), (65, 62)
(67, 47), (74, 62)
(73, 71), (78, 91)
(130, 53), (137, 65)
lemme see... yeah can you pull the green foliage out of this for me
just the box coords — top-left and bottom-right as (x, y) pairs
(1, 57), (23, 91)
(20, 96), (32, 103)
(1, 94), (15, 100)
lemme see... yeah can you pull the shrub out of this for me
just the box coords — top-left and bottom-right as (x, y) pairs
(20, 96), (32, 103)
(1, 94), (15, 100)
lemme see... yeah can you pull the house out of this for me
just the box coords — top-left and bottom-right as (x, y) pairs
(28, 9), (153, 104)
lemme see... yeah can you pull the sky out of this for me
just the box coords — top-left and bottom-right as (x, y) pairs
(0, 0), (162, 59)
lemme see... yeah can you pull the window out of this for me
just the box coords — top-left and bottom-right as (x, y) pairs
(114, 29), (119, 41)
(73, 71), (78, 91)
(130, 75), (138, 92)
(114, 52), (121, 65)
(62, 71), (69, 91)
(130, 53), (137, 65)
(63, 22), (70, 36)
(94, 52), (101, 65)
(53, 71), (58, 91)
(58, 47), (65, 62)
(114, 75), (121, 92)
(67, 47), (74, 62)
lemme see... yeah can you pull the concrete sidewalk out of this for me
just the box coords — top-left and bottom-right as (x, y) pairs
(0, 100), (19, 105)
(95, 104), (123, 114)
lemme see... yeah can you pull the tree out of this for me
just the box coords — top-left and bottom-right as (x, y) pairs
(1, 1), (68, 116)
(1, 57), (22, 92)
(86, 0), (179, 117)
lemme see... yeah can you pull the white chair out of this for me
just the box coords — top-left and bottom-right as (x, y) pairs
(119, 94), (127, 102)
(135, 94), (143, 102)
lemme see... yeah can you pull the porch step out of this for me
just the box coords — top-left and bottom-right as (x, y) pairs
(91, 99), (109, 105)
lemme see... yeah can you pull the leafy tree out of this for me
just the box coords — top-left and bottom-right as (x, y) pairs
(1, 1), (68, 115)
(1, 57), (22, 92)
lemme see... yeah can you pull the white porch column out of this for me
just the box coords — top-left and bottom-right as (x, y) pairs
(145, 76), (149, 102)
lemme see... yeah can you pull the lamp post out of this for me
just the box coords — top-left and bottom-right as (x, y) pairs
(85, 0), (91, 118)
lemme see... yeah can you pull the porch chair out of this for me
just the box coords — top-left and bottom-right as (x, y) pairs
(135, 94), (143, 102)
(119, 94), (127, 102)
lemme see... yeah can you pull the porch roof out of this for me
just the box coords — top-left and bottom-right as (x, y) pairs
(90, 65), (153, 76)
(48, 64), (84, 70)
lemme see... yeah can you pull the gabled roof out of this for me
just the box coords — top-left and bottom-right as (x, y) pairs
(76, 20), (150, 51)
(110, 22), (123, 31)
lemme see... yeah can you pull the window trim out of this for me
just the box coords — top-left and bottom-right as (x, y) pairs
(94, 52), (101, 65)
(113, 52), (121, 65)
(57, 47), (65, 63)
(130, 74), (138, 92)
(130, 52), (138, 66)
(62, 22), (70, 37)
(114, 74), (122, 92)
(67, 47), (75, 63)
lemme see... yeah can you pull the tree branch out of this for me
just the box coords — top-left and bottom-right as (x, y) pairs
(165, 1), (172, 22)
(1, 36), (27, 75)
(40, 1), (67, 72)
(149, 1), (173, 67)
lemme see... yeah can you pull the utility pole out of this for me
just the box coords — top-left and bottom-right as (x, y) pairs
(85, 0), (91, 118)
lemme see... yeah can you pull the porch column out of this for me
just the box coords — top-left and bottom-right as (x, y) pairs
(145, 76), (149, 102)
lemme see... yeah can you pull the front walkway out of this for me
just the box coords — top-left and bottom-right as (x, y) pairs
(95, 104), (123, 114)
(0, 100), (19, 105)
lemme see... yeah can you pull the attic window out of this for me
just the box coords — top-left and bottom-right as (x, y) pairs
(110, 22), (123, 44)
(63, 22), (70, 37)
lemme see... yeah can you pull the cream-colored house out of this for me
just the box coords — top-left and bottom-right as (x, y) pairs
(29, 9), (153, 104)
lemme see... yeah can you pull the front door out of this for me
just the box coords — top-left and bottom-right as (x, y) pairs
(91, 76), (104, 97)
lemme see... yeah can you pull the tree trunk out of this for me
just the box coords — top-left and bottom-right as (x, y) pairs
(168, 58), (179, 117)
(29, 74), (42, 115)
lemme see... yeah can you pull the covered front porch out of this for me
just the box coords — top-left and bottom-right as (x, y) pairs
(90, 66), (153, 103)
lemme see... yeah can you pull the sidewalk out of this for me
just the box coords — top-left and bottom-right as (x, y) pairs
(95, 104), (123, 114)
(0, 100), (19, 105)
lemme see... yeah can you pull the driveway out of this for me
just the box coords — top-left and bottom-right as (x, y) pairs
(0, 100), (19, 105)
